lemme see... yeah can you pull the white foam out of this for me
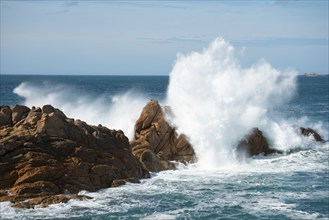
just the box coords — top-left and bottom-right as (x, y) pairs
(243, 197), (321, 219)
(141, 213), (177, 220)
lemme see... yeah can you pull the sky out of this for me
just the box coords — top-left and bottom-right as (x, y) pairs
(1, 0), (328, 75)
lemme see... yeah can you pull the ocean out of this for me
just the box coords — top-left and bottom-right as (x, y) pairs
(0, 73), (328, 220)
(0, 40), (328, 219)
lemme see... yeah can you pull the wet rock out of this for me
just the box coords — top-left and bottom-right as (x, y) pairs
(131, 100), (196, 172)
(12, 194), (92, 209)
(300, 127), (325, 142)
(0, 104), (149, 208)
(111, 177), (141, 187)
(237, 128), (282, 157)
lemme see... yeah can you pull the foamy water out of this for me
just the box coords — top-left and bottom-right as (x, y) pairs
(1, 144), (328, 219)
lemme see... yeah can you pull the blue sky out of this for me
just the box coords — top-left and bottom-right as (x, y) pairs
(1, 0), (328, 75)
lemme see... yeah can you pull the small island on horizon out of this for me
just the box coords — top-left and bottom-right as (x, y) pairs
(304, 72), (321, 76)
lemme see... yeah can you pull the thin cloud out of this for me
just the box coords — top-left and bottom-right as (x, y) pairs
(65, 2), (79, 7)
(275, 0), (298, 6)
(232, 37), (329, 47)
(56, 1), (79, 14)
(102, 1), (190, 9)
(56, 9), (69, 14)
(136, 36), (207, 44)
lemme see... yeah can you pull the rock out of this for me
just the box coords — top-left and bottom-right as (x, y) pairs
(300, 127), (325, 142)
(111, 177), (141, 187)
(131, 100), (196, 172)
(42, 104), (56, 114)
(236, 128), (282, 157)
(0, 106), (12, 127)
(11, 105), (30, 125)
(140, 149), (163, 172)
(0, 104), (149, 208)
(12, 194), (92, 209)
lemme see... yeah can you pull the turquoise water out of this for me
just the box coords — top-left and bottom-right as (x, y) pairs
(0, 74), (328, 219)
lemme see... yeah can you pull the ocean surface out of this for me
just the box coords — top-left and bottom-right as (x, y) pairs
(0, 73), (328, 220)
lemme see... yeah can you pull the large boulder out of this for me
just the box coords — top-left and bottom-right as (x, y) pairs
(236, 128), (282, 157)
(0, 105), (149, 208)
(130, 100), (196, 172)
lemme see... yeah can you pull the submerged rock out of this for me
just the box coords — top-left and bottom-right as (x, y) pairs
(130, 100), (196, 172)
(0, 104), (149, 208)
(236, 128), (282, 157)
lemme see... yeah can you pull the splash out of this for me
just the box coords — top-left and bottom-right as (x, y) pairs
(13, 82), (147, 139)
(166, 37), (299, 169)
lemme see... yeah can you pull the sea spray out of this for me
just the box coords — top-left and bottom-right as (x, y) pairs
(166, 37), (298, 169)
(13, 82), (148, 139)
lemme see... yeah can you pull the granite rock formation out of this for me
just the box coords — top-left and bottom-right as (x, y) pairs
(0, 105), (149, 208)
(130, 100), (196, 172)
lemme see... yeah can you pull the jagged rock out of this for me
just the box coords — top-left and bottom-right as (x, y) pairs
(131, 100), (196, 172)
(236, 128), (282, 157)
(0, 104), (149, 208)
(300, 127), (325, 142)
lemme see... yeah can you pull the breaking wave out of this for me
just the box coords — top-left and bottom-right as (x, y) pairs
(166, 37), (326, 169)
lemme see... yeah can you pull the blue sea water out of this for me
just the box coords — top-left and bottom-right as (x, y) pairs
(0, 74), (328, 219)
